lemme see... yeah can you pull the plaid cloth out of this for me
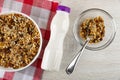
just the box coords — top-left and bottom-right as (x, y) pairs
(0, 0), (58, 80)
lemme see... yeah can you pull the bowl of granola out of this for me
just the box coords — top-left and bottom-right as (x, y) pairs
(0, 11), (42, 71)
(73, 8), (116, 51)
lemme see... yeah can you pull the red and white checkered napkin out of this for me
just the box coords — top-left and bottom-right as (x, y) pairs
(0, 0), (58, 80)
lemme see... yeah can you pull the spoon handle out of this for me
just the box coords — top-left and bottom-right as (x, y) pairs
(66, 39), (89, 75)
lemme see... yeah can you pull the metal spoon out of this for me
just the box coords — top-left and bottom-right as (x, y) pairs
(66, 22), (91, 75)
(65, 38), (90, 75)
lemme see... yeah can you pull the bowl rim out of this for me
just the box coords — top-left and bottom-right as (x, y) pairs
(0, 11), (43, 72)
(73, 8), (116, 51)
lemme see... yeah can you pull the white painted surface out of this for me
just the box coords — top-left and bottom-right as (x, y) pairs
(42, 0), (120, 80)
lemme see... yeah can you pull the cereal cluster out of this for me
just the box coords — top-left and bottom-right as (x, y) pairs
(80, 16), (105, 43)
(0, 13), (40, 69)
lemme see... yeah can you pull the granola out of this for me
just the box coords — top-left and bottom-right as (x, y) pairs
(79, 16), (105, 43)
(0, 13), (40, 69)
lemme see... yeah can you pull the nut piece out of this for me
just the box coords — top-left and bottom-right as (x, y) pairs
(0, 13), (40, 69)
(79, 16), (105, 43)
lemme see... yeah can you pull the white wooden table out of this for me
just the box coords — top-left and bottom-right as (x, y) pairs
(42, 0), (120, 80)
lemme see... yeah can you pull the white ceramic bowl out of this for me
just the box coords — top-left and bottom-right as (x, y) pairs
(0, 11), (42, 72)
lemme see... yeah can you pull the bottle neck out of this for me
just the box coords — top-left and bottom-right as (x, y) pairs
(56, 10), (69, 15)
